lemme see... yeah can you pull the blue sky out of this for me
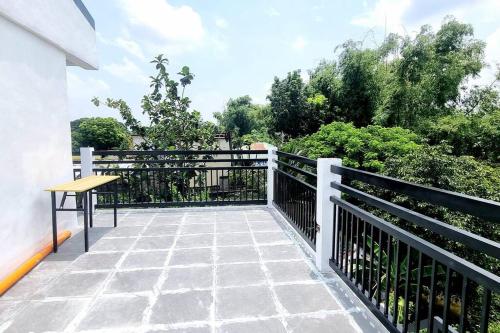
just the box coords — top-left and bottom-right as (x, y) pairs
(68, 0), (500, 122)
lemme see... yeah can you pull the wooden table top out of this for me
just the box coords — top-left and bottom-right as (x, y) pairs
(46, 175), (120, 193)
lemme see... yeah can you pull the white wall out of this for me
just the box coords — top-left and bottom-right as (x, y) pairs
(0, 0), (97, 69)
(0, 16), (79, 280)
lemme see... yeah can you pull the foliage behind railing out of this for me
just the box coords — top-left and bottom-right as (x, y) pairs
(330, 165), (500, 333)
(88, 150), (268, 208)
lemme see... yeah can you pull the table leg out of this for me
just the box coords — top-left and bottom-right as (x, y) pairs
(114, 180), (118, 227)
(51, 191), (58, 253)
(89, 190), (93, 228)
(83, 191), (89, 252)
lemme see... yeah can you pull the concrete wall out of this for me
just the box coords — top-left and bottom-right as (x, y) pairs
(0, 1), (96, 280)
(0, 0), (97, 69)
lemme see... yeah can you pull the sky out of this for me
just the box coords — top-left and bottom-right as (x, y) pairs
(67, 0), (500, 123)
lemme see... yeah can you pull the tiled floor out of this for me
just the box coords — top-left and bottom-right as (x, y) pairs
(0, 207), (387, 333)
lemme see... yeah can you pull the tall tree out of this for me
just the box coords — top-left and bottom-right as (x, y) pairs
(267, 70), (308, 138)
(375, 17), (485, 129)
(92, 54), (216, 151)
(214, 95), (257, 137)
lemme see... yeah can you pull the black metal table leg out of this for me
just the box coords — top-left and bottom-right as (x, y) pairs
(51, 191), (58, 253)
(114, 180), (118, 227)
(83, 191), (89, 252)
(89, 190), (93, 228)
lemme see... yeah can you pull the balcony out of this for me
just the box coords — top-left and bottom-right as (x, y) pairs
(0, 207), (387, 332)
(0, 148), (498, 333)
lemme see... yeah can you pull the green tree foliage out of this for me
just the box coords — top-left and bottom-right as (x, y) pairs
(267, 70), (309, 138)
(92, 54), (216, 150)
(214, 96), (258, 137)
(71, 117), (131, 152)
(375, 18), (485, 129)
(423, 109), (499, 163)
(282, 122), (421, 172)
(336, 41), (383, 127)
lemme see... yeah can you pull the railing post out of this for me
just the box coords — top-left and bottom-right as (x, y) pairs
(80, 147), (94, 177)
(266, 145), (277, 208)
(80, 147), (95, 211)
(315, 158), (342, 272)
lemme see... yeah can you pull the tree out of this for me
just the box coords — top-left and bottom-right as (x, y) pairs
(336, 41), (383, 127)
(214, 95), (257, 137)
(71, 117), (131, 152)
(267, 70), (308, 138)
(374, 17), (485, 130)
(92, 54), (216, 151)
(282, 121), (421, 172)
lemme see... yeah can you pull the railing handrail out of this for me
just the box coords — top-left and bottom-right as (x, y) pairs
(93, 166), (267, 172)
(93, 158), (268, 164)
(92, 149), (268, 156)
(331, 196), (500, 293)
(332, 181), (500, 259)
(276, 151), (317, 166)
(332, 165), (500, 223)
(274, 159), (317, 178)
(273, 167), (317, 191)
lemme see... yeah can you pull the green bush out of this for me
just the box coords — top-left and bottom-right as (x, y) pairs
(282, 122), (421, 172)
(72, 117), (131, 152)
(423, 110), (499, 163)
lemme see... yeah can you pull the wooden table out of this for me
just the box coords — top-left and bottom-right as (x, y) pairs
(46, 175), (120, 252)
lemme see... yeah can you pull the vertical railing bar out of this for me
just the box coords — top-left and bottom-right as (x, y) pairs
(392, 240), (401, 326)
(349, 212), (354, 280)
(402, 245), (412, 333)
(414, 251), (424, 333)
(442, 266), (452, 333)
(361, 219), (367, 293)
(428, 259), (438, 333)
(368, 223), (375, 299)
(458, 277), (467, 333)
(344, 211), (350, 274)
(355, 215), (360, 286)
(376, 228), (383, 308)
(479, 289), (491, 333)
(384, 234), (392, 317)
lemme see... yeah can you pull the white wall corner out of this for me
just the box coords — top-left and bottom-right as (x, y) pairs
(266, 144), (277, 208)
(315, 158), (342, 272)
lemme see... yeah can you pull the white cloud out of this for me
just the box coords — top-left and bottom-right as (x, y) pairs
(300, 70), (310, 84)
(215, 18), (228, 29)
(292, 36), (307, 50)
(103, 57), (149, 84)
(114, 37), (146, 60)
(67, 71), (113, 119)
(97, 33), (146, 60)
(351, 0), (412, 35)
(67, 72), (110, 100)
(120, 0), (204, 43)
(351, 0), (500, 36)
(472, 27), (500, 86)
(266, 7), (280, 17)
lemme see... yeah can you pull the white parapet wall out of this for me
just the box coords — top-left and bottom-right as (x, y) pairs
(0, 1), (97, 280)
(0, 0), (98, 69)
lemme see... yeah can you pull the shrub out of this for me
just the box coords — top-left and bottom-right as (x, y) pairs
(282, 122), (421, 172)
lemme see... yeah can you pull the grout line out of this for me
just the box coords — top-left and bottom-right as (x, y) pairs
(63, 212), (157, 333)
(244, 210), (291, 333)
(210, 211), (218, 333)
(140, 211), (187, 328)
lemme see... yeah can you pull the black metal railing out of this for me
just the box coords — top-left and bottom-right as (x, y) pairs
(330, 165), (500, 333)
(89, 150), (267, 208)
(273, 151), (317, 249)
